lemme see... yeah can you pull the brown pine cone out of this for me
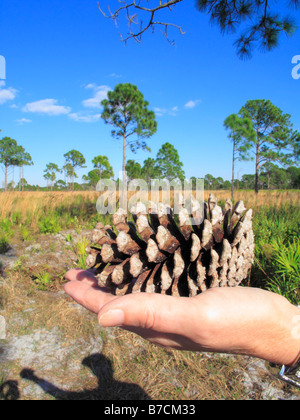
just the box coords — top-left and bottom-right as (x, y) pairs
(86, 195), (255, 297)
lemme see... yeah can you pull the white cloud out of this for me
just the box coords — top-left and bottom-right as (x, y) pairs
(109, 73), (122, 78)
(82, 84), (111, 108)
(22, 99), (71, 116)
(154, 107), (166, 117)
(68, 112), (101, 123)
(0, 81), (17, 105)
(184, 99), (201, 109)
(154, 106), (178, 117)
(85, 83), (97, 89)
(16, 118), (32, 124)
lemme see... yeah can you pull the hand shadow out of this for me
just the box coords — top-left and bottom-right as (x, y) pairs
(20, 353), (151, 400)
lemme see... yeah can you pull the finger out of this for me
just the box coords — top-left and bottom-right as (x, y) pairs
(65, 269), (98, 287)
(64, 280), (117, 314)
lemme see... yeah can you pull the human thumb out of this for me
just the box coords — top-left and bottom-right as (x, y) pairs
(98, 308), (125, 327)
(97, 292), (195, 334)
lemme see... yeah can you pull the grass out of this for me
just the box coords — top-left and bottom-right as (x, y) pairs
(74, 236), (90, 269)
(0, 191), (99, 225)
(0, 189), (299, 224)
(33, 271), (53, 291)
(250, 203), (300, 304)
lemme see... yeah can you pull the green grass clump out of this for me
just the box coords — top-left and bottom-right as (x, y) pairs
(74, 236), (90, 269)
(33, 271), (53, 291)
(0, 219), (13, 254)
(266, 238), (299, 305)
(251, 204), (300, 304)
(38, 217), (61, 234)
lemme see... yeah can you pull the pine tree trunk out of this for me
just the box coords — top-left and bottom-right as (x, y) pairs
(231, 142), (235, 201)
(254, 140), (259, 194)
(121, 133), (127, 210)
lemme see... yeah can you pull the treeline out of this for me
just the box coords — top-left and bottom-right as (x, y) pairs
(202, 166), (300, 190)
(0, 141), (185, 191)
(1, 87), (300, 194)
(0, 134), (33, 191)
(1, 140), (299, 192)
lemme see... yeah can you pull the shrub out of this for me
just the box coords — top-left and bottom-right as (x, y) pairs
(251, 204), (300, 303)
(266, 238), (300, 305)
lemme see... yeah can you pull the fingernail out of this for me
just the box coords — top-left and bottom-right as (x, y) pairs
(99, 309), (125, 327)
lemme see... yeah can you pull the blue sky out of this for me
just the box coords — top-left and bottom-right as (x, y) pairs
(0, 0), (299, 187)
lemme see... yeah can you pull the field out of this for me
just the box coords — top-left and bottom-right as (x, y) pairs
(0, 190), (299, 400)
(0, 189), (299, 222)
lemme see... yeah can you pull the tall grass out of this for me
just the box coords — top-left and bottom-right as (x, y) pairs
(0, 191), (107, 233)
(0, 191), (99, 226)
(0, 189), (299, 222)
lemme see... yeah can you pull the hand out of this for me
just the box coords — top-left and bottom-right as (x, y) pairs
(64, 269), (300, 366)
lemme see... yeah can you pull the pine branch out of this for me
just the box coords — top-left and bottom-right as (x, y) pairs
(98, 0), (185, 44)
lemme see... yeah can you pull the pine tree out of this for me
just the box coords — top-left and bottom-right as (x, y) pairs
(64, 150), (86, 191)
(238, 100), (297, 193)
(101, 83), (157, 208)
(224, 113), (254, 200)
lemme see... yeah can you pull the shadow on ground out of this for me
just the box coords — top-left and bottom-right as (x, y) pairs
(0, 353), (150, 400)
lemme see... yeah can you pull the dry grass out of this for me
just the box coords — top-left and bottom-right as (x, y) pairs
(98, 329), (248, 400)
(205, 189), (300, 209)
(0, 191), (99, 226)
(0, 269), (99, 340)
(0, 190), (299, 224)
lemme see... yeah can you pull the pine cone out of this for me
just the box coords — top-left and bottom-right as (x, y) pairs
(86, 194), (255, 297)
